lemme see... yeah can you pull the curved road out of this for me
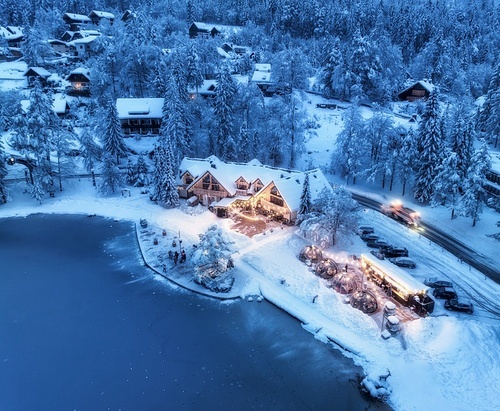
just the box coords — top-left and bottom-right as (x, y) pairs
(351, 193), (500, 285)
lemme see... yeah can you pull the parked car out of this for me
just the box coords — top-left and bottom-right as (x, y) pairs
(382, 247), (409, 258)
(370, 250), (385, 260)
(367, 239), (390, 249)
(424, 278), (453, 288)
(361, 233), (379, 242)
(444, 299), (474, 314)
(357, 225), (375, 236)
(433, 287), (457, 300)
(388, 257), (416, 268)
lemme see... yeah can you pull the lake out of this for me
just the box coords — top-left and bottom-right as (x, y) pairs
(0, 214), (389, 410)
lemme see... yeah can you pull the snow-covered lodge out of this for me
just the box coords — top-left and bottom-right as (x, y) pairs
(178, 156), (332, 223)
(398, 80), (434, 102)
(116, 98), (163, 135)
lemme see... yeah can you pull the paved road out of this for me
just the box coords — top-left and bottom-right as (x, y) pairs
(351, 193), (500, 284)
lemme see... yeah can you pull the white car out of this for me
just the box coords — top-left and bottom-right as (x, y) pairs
(388, 257), (416, 269)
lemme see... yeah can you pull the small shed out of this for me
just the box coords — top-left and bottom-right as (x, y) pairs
(24, 67), (51, 87)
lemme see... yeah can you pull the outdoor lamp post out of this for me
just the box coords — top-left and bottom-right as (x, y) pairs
(91, 167), (96, 187)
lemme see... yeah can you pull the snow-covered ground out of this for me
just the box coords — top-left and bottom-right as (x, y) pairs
(1, 61), (499, 411)
(1, 176), (499, 411)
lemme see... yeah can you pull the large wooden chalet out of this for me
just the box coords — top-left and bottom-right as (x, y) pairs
(398, 80), (434, 102)
(189, 22), (242, 39)
(116, 98), (164, 135)
(178, 156), (332, 223)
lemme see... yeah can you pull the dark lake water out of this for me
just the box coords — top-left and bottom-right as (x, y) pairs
(0, 214), (390, 410)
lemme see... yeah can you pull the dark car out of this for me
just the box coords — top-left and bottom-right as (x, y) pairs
(382, 247), (409, 258)
(367, 239), (390, 249)
(424, 278), (453, 288)
(433, 287), (457, 300)
(357, 225), (375, 236)
(388, 257), (416, 268)
(361, 233), (379, 242)
(444, 299), (474, 314)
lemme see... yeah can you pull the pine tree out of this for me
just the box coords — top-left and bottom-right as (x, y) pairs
(134, 155), (150, 187)
(397, 128), (418, 197)
(431, 150), (462, 219)
(101, 98), (127, 164)
(449, 105), (475, 182)
(477, 61), (500, 148)
(98, 152), (124, 195)
(213, 62), (237, 160)
(414, 90), (445, 202)
(0, 138), (8, 204)
(298, 173), (312, 216)
(461, 140), (491, 227)
(151, 139), (179, 208)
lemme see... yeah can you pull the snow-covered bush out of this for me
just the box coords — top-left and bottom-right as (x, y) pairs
(360, 369), (392, 402)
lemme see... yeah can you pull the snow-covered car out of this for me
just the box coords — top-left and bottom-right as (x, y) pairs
(361, 233), (379, 242)
(444, 299), (474, 314)
(433, 287), (457, 300)
(382, 246), (409, 258)
(388, 257), (416, 269)
(424, 278), (453, 288)
(357, 225), (375, 236)
(366, 239), (390, 249)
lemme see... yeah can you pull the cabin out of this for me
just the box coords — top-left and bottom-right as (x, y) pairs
(251, 64), (273, 94)
(116, 98), (164, 136)
(24, 67), (51, 87)
(48, 39), (67, 55)
(398, 80), (434, 102)
(178, 156), (332, 224)
(66, 67), (91, 95)
(189, 22), (242, 39)
(88, 10), (115, 25)
(63, 13), (91, 31)
(0, 26), (23, 48)
(61, 30), (100, 42)
(67, 35), (100, 59)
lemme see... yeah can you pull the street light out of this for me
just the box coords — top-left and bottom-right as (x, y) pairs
(91, 167), (96, 187)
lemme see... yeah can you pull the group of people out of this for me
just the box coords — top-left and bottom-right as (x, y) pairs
(168, 249), (186, 265)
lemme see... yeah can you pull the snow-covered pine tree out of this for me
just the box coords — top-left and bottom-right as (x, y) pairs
(461, 140), (492, 226)
(320, 36), (346, 99)
(126, 158), (136, 185)
(0, 138), (8, 204)
(330, 103), (367, 184)
(431, 150), (462, 219)
(213, 62), (237, 160)
(238, 120), (251, 162)
(78, 127), (102, 182)
(98, 152), (124, 195)
(298, 173), (312, 216)
(134, 154), (150, 187)
(101, 97), (127, 164)
(396, 128), (418, 197)
(150, 138), (179, 208)
(448, 104), (475, 182)
(186, 42), (204, 94)
(413, 90), (445, 202)
(477, 61), (500, 148)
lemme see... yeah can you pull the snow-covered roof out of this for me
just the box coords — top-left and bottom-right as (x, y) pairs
(116, 98), (164, 119)
(89, 10), (115, 19)
(251, 70), (272, 83)
(64, 13), (91, 23)
(67, 67), (90, 81)
(20, 93), (69, 115)
(255, 63), (271, 72)
(399, 80), (434, 95)
(191, 22), (242, 36)
(69, 35), (99, 45)
(0, 26), (23, 39)
(179, 157), (332, 212)
(23, 67), (51, 78)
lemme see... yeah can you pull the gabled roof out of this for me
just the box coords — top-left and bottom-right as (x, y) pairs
(89, 10), (115, 20)
(21, 93), (70, 115)
(190, 22), (242, 37)
(398, 80), (434, 96)
(255, 63), (271, 72)
(67, 67), (91, 81)
(116, 98), (164, 119)
(0, 26), (23, 39)
(178, 157), (332, 212)
(24, 67), (51, 78)
(63, 13), (91, 23)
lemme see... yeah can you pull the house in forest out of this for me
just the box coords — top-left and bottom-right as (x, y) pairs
(67, 35), (100, 59)
(116, 98), (164, 136)
(178, 156), (332, 223)
(23, 67), (52, 87)
(88, 10), (115, 25)
(63, 13), (91, 31)
(0, 26), (23, 48)
(189, 22), (242, 39)
(21, 93), (70, 117)
(251, 63), (274, 94)
(398, 80), (434, 102)
(66, 67), (91, 95)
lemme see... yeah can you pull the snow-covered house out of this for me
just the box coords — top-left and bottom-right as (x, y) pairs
(66, 67), (91, 95)
(61, 29), (100, 42)
(189, 22), (242, 39)
(398, 80), (434, 102)
(63, 13), (91, 31)
(178, 156), (332, 223)
(88, 10), (115, 25)
(0, 25), (23, 48)
(67, 35), (100, 59)
(48, 39), (67, 55)
(23, 67), (51, 87)
(251, 63), (273, 94)
(116, 98), (164, 136)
